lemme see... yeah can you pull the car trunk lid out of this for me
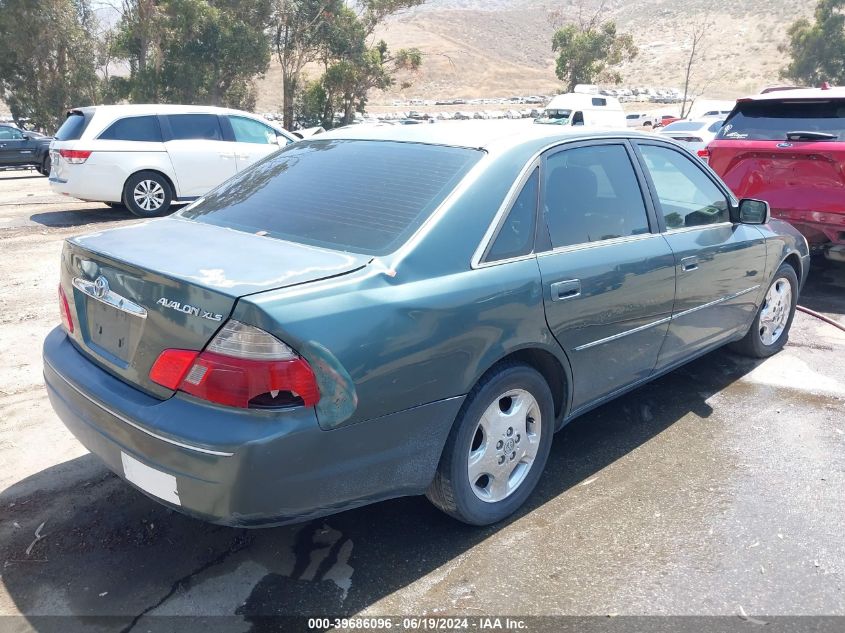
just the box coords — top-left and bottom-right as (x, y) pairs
(61, 217), (370, 397)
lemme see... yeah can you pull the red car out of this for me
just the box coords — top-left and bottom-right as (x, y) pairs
(653, 114), (681, 128)
(708, 87), (845, 261)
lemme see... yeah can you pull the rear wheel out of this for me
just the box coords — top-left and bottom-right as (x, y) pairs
(426, 363), (554, 526)
(39, 154), (51, 176)
(731, 263), (798, 358)
(123, 171), (173, 217)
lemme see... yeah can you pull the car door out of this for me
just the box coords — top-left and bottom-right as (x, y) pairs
(632, 140), (767, 370)
(223, 115), (291, 171)
(536, 140), (676, 412)
(160, 113), (238, 197)
(0, 125), (30, 165)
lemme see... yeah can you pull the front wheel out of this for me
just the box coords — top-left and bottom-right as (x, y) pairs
(39, 154), (51, 176)
(426, 363), (554, 526)
(123, 171), (173, 217)
(731, 263), (798, 358)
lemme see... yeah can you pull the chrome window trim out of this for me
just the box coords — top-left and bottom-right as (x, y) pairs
(536, 231), (659, 258)
(471, 158), (540, 269)
(572, 284), (761, 351)
(44, 358), (234, 457)
(72, 276), (148, 319)
(663, 221), (732, 235)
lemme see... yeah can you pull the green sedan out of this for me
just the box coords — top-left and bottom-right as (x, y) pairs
(44, 122), (810, 526)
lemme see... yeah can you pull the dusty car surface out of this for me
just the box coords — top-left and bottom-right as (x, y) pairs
(43, 121), (810, 527)
(708, 87), (845, 261)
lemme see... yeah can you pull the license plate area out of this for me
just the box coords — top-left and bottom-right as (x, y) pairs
(85, 301), (143, 364)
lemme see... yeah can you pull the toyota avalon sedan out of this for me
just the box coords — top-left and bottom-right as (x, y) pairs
(43, 122), (810, 527)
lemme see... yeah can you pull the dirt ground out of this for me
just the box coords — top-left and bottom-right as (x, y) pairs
(0, 169), (844, 630)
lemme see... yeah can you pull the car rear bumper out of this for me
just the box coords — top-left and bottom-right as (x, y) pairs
(43, 327), (461, 526)
(49, 174), (123, 204)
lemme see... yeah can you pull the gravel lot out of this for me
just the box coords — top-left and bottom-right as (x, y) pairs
(1, 169), (844, 629)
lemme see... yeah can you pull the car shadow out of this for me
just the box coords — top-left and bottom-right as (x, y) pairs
(800, 258), (845, 318)
(0, 349), (763, 628)
(29, 206), (135, 228)
(0, 172), (43, 180)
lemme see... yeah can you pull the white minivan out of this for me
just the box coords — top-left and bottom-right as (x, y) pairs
(534, 93), (626, 128)
(49, 104), (295, 217)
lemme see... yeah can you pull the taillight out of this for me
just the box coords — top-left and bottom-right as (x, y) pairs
(58, 149), (92, 164)
(149, 321), (320, 409)
(59, 284), (74, 333)
(697, 148), (710, 161)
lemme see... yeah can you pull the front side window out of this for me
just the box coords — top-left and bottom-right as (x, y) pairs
(99, 115), (162, 142)
(486, 169), (538, 262)
(0, 126), (24, 140)
(229, 116), (282, 145)
(543, 144), (650, 248)
(166, 114), (222, 141)
(638, 144), (729, 229)
(180, 139), (482, 255)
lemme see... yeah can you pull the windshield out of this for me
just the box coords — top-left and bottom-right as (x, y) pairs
(717, 99), (845, 141)
(536, 108), (572, 125)
(663, 121), (706, 132)
(179, 139), (483, 256)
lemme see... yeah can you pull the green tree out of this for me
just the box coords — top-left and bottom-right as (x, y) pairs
(0, 0), (101, 132)
(111, 0), (272, 109)
(781, 0), (845, 86)
(550, 3), (637, 92)
(272, 0), (424, 130)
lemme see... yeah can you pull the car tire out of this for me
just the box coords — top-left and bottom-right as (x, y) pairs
(426, 363), (555, 526)
(39, 154), (51, 177)
(123, 171), (173, 217)
(731, 263), (799, 359)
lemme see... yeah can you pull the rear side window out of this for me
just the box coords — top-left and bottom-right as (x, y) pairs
(486, 169), (538, 262)
(718, 99), (845, 141)
(543, 144), (650, 248)
(98, 116), (162, 142)
(165, 114), (222, 141)
(639, 144), (729, 229)
(55, 112), (89, 140)
(180, 139), (482, 255)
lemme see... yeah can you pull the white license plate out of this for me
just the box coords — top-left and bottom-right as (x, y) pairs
(121, 452), (181, 506)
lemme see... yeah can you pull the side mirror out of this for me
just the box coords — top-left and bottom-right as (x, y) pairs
(737, 198), (770, 224)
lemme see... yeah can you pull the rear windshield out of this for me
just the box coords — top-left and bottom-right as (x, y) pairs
(55, 112), (89, 140)
(663, 121), (706, 132)
(718, 99), (845, 141)
(179, 139), (483, 256)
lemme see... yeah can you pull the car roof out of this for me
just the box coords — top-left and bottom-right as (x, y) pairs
(740, 87), (845, 102)
(317, 120), (651, 154)
(69, 104), (258, 117)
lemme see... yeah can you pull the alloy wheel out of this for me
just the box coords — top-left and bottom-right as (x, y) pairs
(133, 179), (165, 212)
(467, 389), (541, 503)
(759, 277), (792, 346)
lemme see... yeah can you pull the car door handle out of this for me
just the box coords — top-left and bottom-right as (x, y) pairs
(681, 256), (699, 272)
(219, 153), (235, 159)
(551, 279), (581, 301)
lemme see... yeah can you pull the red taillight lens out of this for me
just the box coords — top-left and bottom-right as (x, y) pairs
(59, 285), (74, 333)
(149, 321), (320, 409)
(178, 351), (319, 408)
(58, 149), (92, 164)
(697, 149), (710, 161)
(149, 349), (200, 390)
